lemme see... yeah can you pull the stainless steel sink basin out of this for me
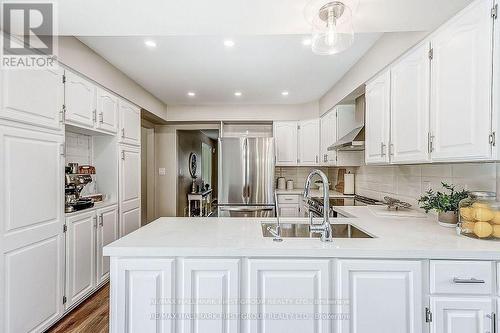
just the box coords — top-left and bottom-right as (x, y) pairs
(261, 223), (373, 239)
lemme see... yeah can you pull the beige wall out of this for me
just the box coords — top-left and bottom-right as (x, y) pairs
(319, 32), (427, 115)
(166, 101), (320, 122)
(57, 37), (168, 121)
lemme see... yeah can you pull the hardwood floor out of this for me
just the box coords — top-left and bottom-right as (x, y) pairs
(46, 284), (109, 333)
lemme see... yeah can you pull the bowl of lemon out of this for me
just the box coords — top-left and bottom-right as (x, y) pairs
(458, 192), (500, 240)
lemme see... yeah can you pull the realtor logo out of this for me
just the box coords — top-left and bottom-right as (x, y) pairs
(1, 2), (57, 69)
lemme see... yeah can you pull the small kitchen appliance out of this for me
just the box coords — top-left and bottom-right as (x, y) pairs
(65, 172), (94, 213)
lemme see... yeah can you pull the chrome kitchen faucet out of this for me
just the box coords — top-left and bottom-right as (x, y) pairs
(304, 169), (333, 242)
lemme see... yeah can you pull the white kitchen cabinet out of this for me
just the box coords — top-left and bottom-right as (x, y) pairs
(96, 88), (118, 134)
(429, 0), (494, 162)
(0, 68), (64, 131)
(112, 258), (175, 333)
(298, 118), (320, 165)
(390, 41), (431, 164)
(430, 297), (494, 333)
(64, 71), (97, 129)
(273, 121), (298, 165)
(365, 70), (391, 164)
(119, 100), (141, 146)
(337, 260), (423, 333)
(65, 211), (96, 309)
(248, 259), (330, 333)
(320, 110), (337, 165)
(0, 124), (65, 333)
(180, 259), (240, 333)
(96, 205), (119, 286)
(494, 0), (500, 160)
(119, 145), (141, 237)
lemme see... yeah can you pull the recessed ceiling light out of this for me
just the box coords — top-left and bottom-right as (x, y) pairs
(234, 91), (242, 97)
(144, 40), (157, 48)
(187, 91), (196, 97)
(302, 38), (312, 46)
(224, 39), (235, 48)
(281, 91), (289, 96)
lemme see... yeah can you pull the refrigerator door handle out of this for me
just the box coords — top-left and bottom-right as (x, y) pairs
(244, 137), (250, 202)
(218, 206), (274, 212)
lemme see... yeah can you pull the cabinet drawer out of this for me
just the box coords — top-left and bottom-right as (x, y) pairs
(430, 260), (493, 295)
(277, 194), (300, 204)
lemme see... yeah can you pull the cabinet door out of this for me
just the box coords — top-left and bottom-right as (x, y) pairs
(0, 68), (64, 131)
(365, 70), (391, 164)
(320, 110), (337, 165)
(180, 259), (240, 333)
(430, 0), (494, 162)
(96, 88), (118, 134)
(273, 121), (298, 165)
(248, 259), (330, 333)
(337, 260), (423, 333)
(299, 118), (320, 165)
(390, 42), (431, 164)
(494, 0), (500, 160)
(65, 211), (96, 309)
(96, 205), (118, 286)
(278, 203), (300, 217)
(0, 125), (65, 333)
(119, 100), (141, 146)
(119, 145), (141, 237)
(113, 258), (175, 333)
(64, 71), (96, 129)
(430, 297), (493, 333)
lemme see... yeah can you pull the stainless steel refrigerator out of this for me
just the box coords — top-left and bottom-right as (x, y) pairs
(217, 137), (275, 217)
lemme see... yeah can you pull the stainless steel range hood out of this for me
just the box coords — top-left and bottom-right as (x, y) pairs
(328, 126), (365, 151)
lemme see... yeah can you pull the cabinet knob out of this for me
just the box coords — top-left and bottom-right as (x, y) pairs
(380, 142), (386, 157)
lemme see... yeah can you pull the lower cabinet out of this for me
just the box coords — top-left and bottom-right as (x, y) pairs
(337, 260), (423, 333)
(430, 297), (494, 333)
(248, 259), (330, 333)
(65, 205), (118, 309)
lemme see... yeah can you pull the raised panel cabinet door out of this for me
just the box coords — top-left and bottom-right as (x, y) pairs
(96, 88), (118, 134)
(299, 118), (320, 165)
(64, 71), (97, 129)
(430, 0), (494, 162)
(0, 68), (64, 131)
(247, 259), (330, 333)
(119, 100), (141, 146)
(119, 145), (141, 237)
(0, 125), (65, 332)
(430, 297), (494, 333)
(337, 260), (423, 333)
(273, 121), (298, 165)
(112, 258), (175, 333)
(96, 205), (119, 285)
(320, 111), (337, 165)
(365, 70), (391, 164)
(278, 203), (300, 217)
(390, 41), (431, 164)
(180, 259), (240, 333)
(65, 211), (96, 309)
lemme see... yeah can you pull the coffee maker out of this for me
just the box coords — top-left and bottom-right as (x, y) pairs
(65, 172), (94, 213)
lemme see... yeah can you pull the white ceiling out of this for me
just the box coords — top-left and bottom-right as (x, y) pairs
(79, 34), (382, 105)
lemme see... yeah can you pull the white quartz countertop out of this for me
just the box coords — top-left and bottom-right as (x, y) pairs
(276, 189), (353, 198)
(104, 206), (500, 260)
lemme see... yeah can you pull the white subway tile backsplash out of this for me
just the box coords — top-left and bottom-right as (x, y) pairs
(65, 131), (92, 167)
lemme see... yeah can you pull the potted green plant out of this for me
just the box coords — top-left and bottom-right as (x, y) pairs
(418, 183), (470, 227)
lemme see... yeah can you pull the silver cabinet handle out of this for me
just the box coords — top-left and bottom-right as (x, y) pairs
(315, 155), (318, 163)
(452, 277), (485, 284)
(99, 214), (104, 227)
(121, 151), (125, 160)
(389, 143), (394, 156)
(487, 313), (497, 333)
(121, 128), (125, 138)
(380, 142), (386, 157)
(98, 112), (104, 123)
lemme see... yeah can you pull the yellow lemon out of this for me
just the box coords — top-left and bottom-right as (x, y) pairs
(473, 207), (494, 222)
(472, 202), (491, 209)
(491, 211), (500, 225)
(493, 225), (500, 238)
(461, 220), (476, 232)
(460, 207), (475, 221)
(474, 222), (493, 238)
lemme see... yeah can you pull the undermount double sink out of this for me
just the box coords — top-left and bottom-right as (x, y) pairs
(261, 222), (373, 239)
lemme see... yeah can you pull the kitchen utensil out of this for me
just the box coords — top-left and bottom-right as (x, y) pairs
(335, 169), (346, 193)
(68, 163), (79, 174)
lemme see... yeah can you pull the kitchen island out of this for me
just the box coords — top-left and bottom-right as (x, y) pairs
(104, 206), (500, 333)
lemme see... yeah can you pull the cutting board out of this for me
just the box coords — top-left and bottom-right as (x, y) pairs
(368, 205), (427, 218)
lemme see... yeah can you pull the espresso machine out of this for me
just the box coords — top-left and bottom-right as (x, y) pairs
(65, 172), (94, 213)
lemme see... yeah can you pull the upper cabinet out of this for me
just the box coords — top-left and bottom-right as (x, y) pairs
(119, 100), (141, 146)
(320, 110), (337, 165)
(430, 0), (494, 162)
(365, 70), (391, 165)
(494, 0), (500, 160)
(274, 121), (298, 166)
(390, 41), (431, 164)
(0, 68), (64, 131)
(64, 71), (97, 129)
(298, 118), (320, 165)
(96, 88), (118, 134)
